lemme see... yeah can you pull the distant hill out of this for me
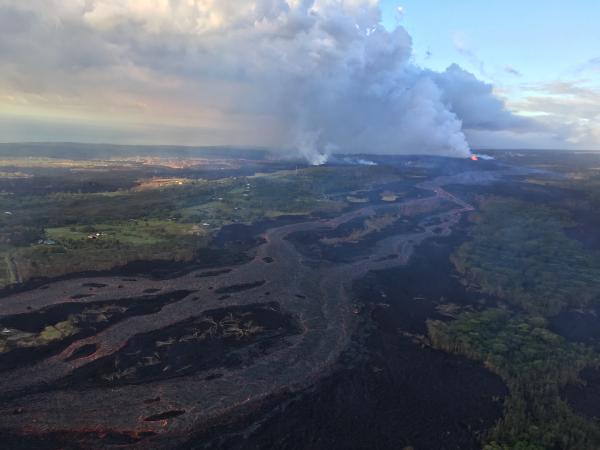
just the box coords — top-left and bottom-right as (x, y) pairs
(0, 142), (272, 161)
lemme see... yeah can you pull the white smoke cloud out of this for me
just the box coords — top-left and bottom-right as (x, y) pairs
(0, 1), (529, 163)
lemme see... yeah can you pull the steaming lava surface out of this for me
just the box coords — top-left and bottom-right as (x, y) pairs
(2, 149), (600, 449)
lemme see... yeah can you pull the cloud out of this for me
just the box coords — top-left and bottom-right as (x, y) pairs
(432, 64), (532, 132)
(0, 0), (536, 162)
(504, 65), (522, 77)
(452, 31), (489, 79)
(509, 81), (600, 149)
(576, 57), (600, 74)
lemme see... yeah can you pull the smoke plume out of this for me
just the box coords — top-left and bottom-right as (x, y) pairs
(0, 1), (528, 163)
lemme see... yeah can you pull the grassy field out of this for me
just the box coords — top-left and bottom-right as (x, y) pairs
(46, 220), (204, 246)
(0, 164), (400, 288)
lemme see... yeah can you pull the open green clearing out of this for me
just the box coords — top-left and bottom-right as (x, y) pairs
(0, 165), (401, 288)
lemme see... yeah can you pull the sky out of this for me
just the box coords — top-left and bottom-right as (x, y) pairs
(379, 0), (600, 150)
(0, 0), (598, 157)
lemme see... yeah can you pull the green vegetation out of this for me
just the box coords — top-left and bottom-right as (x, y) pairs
(1, 318), (79, 352)
(0, 220), (207, 287)
(0, 303), (129, 354)
(38, 320), (80, 342)
(346, 195), (369, 203)
(47, 220), (203, 247)
(278, 165), (401, 195)
(0, 164), (401, 288)
(452, 198), (600, 316)
(180, 173), (344, 227)
(428, 310), (600, 449)
(430, 196), (600, 448)
(380, 191), (401, 202)
(320, 213), (399, 245)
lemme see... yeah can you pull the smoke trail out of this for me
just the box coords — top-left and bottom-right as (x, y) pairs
(253, 1), (475, 163)
(0, 1), (527, 160)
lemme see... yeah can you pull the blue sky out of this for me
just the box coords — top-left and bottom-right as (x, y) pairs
(380, 0), (600, 84)
(377, 0), (600, 149)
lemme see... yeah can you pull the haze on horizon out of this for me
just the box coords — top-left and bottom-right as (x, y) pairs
(0, 0), (598, 162)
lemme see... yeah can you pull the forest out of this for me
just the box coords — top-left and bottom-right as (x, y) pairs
(451, 198), (600, 316)
(429, 196), (600, 448)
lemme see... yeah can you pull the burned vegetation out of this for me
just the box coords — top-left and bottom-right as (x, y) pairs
(0, 291), (192, 372)
(62, 302), (301, 387)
